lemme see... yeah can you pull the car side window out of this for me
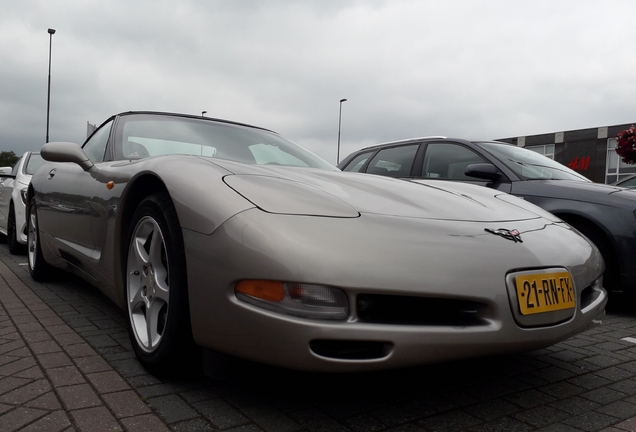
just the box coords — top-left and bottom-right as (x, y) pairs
(83, 121), (113, 162)
(421, 143), (487, 180)
(25, 154), (45, 175)
(10, 157), (23, 176)
(365, 145), (418, 177)
(342, 151), (374, 172)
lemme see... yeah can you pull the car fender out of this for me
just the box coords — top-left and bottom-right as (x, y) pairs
(113, 155), (256, 236)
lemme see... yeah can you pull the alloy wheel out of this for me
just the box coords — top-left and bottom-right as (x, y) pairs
(127, 215), (170, 354)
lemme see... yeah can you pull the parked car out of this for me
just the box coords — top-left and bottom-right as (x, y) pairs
(339, 137), (636, 296)
(0, 152), (44, 254)
(613, 174), (636, 189)
(29, 112), (606, 373)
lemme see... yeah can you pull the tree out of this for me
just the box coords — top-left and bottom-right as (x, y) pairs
(0, 151), (19, 167)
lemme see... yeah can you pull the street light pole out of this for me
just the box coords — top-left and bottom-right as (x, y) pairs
(337, 98), (347, 164)
(46, 28), (56, 143)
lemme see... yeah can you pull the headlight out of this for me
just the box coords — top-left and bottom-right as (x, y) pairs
(224, 175), (359, 218)
(235, 280), (349, 320)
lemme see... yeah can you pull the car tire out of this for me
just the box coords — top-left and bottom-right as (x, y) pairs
(8, 205), (25, 255)
(125, 192), (197, 373)
(27, 196), (51, 281)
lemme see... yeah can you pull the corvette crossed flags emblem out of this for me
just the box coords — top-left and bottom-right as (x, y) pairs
(485, 228), (523, 243)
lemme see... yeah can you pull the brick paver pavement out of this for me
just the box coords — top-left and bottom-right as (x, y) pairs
(1, 242), (636, 431)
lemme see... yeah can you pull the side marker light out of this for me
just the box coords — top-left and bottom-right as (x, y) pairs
(235, 280), (284, 302)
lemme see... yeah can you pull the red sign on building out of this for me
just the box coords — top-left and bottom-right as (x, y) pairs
(568, 156), (590, 171)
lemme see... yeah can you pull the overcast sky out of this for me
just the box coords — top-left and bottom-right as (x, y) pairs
(1, 0), (635, 164)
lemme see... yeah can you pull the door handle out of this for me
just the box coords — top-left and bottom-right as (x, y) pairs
(47, 169), (57, 180)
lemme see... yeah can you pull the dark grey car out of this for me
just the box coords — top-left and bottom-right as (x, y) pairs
(338, 137), (636, 295)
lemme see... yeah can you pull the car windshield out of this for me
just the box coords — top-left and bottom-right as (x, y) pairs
(117, 115), (335, 170)
(476, 142), (590, 182)
(25, 153), (45, 175)
(616, 176), (636, 188)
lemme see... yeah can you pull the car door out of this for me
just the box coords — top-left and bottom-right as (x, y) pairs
(37, 121), (113, 274)
(414, 142), (513, 193)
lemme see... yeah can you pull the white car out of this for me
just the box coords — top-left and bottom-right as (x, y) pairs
(0, 152), (44, 254)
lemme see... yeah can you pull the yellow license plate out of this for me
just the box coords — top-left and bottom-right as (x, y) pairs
(515, 271), (575, 315)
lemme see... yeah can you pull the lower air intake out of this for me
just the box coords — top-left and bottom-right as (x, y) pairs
(310, 340), (392, 360)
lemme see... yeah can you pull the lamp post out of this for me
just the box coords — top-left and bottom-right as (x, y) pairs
(337, 98), (347, 164)
(202, 111), (207, 117)
(46, 28), (56, 143)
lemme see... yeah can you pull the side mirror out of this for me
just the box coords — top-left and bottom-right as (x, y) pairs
(0, 167), (12, 176)
(40, 142), (94, 172)
(465, 163), (502, 181)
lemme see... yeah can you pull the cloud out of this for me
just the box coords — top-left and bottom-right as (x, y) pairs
(1, 0), (636, 163)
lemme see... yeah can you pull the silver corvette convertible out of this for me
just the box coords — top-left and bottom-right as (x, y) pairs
(29, 111), (607, 372)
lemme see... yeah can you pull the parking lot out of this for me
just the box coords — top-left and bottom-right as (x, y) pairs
(1, 243), (636, 432)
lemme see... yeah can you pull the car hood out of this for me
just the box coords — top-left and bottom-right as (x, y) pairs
(512, 179), (636, 205)
(209, 159), (545, 222)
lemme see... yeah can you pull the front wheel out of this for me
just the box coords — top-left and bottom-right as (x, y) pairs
(125, 192), (196, 373)
(27, 196), (50, 281)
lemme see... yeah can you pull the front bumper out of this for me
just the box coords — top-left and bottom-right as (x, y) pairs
(184, 210), (607, 372)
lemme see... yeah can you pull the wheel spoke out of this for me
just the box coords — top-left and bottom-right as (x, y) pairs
(128, 279), (145, 307)
(130, 307), (148, 348)
(147, 223), (163, 266)
(146, 221), (170, 298)
(145, 298), (165, 349)
(153, 281), (170, 303)
(133, 235), (150, 269)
